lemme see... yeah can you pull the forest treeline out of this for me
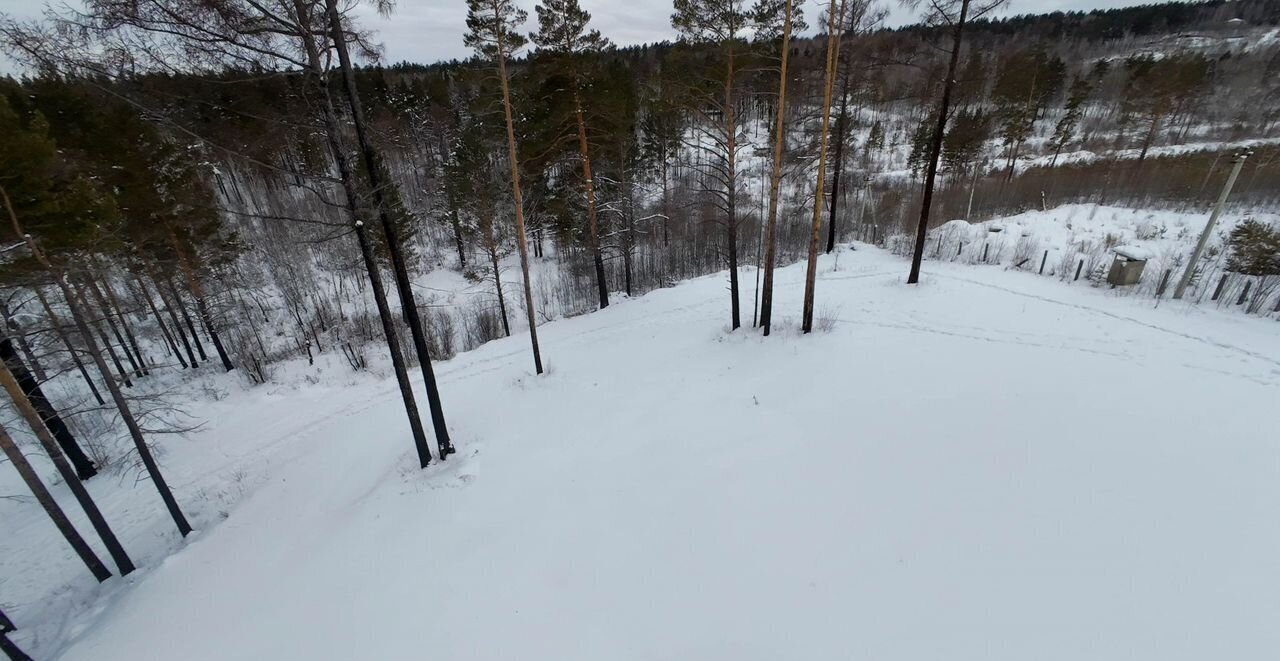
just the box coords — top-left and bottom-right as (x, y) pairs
(0, 0), (1278, 597)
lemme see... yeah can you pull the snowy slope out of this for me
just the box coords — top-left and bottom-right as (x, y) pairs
(5, 245), (1280, 660)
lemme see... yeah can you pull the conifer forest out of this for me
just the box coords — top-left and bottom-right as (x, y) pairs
(0, 0), (1278, 658)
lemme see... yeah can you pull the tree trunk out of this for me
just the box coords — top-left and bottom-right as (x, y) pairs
(573, 89), (609, 309)
(0, 360), (133, 574)
(295, 0), (435, 467)
(327, 0), (454, 455)
(32, 287), (104, 405)
(827, 64), (852, 255)
(801, 0), (845, 333)
(0, 422), (112, 582)
(84, 275), (144, 378)
(725, 44), (741, 331)
(1137, 112), (1161, 164)
(489, 243), (511, 337)
(167, 276), (208, 362)
(0, 336), (97, 480)
(5, 225), (193, 538)
(74, 279), (133, 389)
(136, 275), (187, 368)
(907, 0), (971, 285)
(155, 275), (199, 368)
(0, 610), (32, 661)
(758, 0), (794, 336)
(99, 274), (150, 375)
(167, 231), (233, 372)
(491, 1), (545, 374)
(0, 302), (46, 383)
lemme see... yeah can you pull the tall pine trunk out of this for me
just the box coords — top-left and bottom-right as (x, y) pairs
(167, 230), (233, 371)
(136, 275), (188, 368)
(0, 302), (46, 382)
(33, 287), (104, 405)
(0, 422), (112, 582)
(5, 220), (192, 537)
(0, 360), (134, 574)
(492, 0), (545, 373)
(573, 89), (609, 309)
(155, 274), (199, 368)
(907, 0), (971, 285)
(725, 44), (741, 330)
(84, 275), (144, 378)
(0, 336), (97, 480)
(327, 0), (454, 456)
(826, 65), (853, 254)
(801, 0), (845, 333)
(294, 0), (434, 467)
(758, 0), (795, 336)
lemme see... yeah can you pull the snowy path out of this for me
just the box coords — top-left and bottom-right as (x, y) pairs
(7, 246), (1280, 660)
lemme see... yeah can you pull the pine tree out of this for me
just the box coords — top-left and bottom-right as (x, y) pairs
(532, 0), (612, 310)
(904, 0), (1008, 285)
(466, 0), (545, 374)
(1048, 75), (1092, 166)
(756, 0), (796, 336)
(325, 0), (455, 458)
(671, 0), (779, 330)
(800, 0), (845, 334)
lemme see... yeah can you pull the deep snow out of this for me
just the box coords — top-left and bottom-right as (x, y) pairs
(4, 242), (1280, 660)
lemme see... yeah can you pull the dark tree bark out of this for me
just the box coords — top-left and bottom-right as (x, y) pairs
(136, 275), (187, 368)
(758, 0), (795, 336)
(168, 228), (233, 371)
(155, 275), (199, 368)
(0, 302), (46, 382)
(826, 66), (853, 254)
(0, 422), (112, 582)
(0, 360), (133, 574)
(907, 0), (972, 285)
(0, 336), (97, 480)
(167, 276), (208, 362)
(74, 279), (133, 388)
(0, 608), (31, 661)
(32, 287), (104, 406)
(3, 198), (194, 538)
(327, 0), (454, 457)
(292, 0), (433, 467)
(84, 275), (145, 378)
(97, 274), (150, 375)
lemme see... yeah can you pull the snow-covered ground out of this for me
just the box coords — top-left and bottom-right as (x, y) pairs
(4, 239), (1280, 660)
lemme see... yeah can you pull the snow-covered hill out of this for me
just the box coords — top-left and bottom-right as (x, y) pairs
(4, 238), (1278, 660)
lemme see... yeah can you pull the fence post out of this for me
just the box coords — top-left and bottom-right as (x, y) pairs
(1211, 274), (1229, 301)
(1155, 268), (1172, 298)
(1236, 279), (1252, 306)
(1073, 259), (1084, 282)
(982, 243), (989, 263)
(1038, 250), (1048, 275)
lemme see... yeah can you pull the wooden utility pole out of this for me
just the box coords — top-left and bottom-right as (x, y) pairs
(801, 0), (846, 333)
(1173, 150), (1250, 300)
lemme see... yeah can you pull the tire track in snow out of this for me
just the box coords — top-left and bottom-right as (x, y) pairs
(929, 271), (1280, 370)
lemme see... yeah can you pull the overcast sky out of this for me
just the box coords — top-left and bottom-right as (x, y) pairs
(0, 0), (1161, 72)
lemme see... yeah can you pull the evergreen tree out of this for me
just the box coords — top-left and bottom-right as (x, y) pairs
(466, 0), (545, 374)
(531, 0), (612, 310)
